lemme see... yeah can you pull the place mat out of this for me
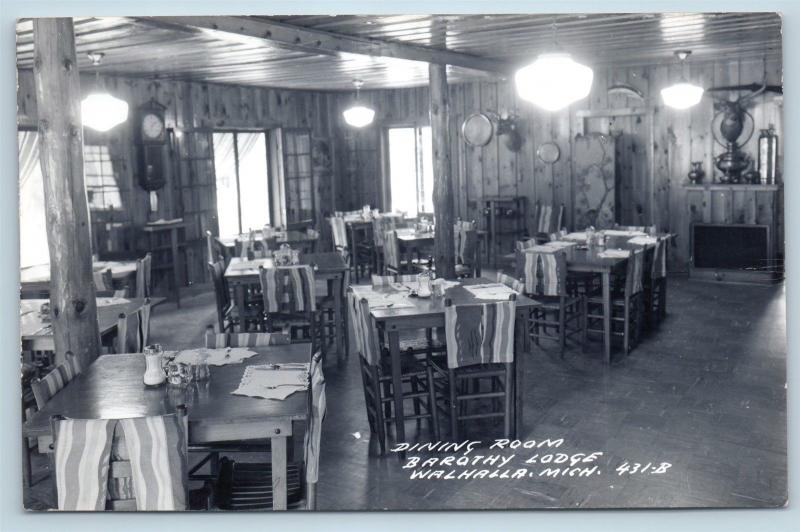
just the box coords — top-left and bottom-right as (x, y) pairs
(464, 283), (519, 300)
(96, 297), (131, 307)
(603, 229), (647, 237)
(562, 232), (588, 242)
(228, 259), (271, 271)
(232, 364), (309, 400)
(598, 249), (632, 259)
(628, 236), (659, 246)
(172, 347), (259, 366)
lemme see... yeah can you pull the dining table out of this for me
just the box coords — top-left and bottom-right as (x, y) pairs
(535, 231), (674, 364)
(219, 229), (319, 255)
(351, 277), (540, 452)
(20, 260), (138, 298)
(23, 342), (313, 510)
(224, 252), (349, 361)
(20, 296), (164, 362)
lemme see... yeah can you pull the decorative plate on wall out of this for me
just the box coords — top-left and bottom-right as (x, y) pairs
(537, 141), (561, 164)
(462, 112), (494, 147)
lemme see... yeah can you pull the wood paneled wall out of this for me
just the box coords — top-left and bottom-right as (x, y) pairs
(334, 56), (783, 271)
(17, 70), (339, 283)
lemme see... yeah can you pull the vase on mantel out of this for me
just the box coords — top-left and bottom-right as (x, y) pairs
(687, 162), (705, 184)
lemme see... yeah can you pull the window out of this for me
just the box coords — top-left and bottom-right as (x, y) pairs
(18, 130), (48, 268)
(282, 129), (314, 223)
(387, 126), (434, 217)
(212, 131), (270, 239)
(83, 144), (123, 210)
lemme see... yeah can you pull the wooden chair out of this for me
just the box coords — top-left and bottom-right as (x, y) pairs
(206, 230), (229, 265)
(135, 253), (152, 299)
(533, 203), (565, 243)
(522, 248), (584, 355)
(496, 271), (525, 293)
(548, 228), (568, 242)
(31, 351), (82, 410)
(208, 261), (237, 333)
(328, 216), (349, 264)
(350, 293), (439, 455)
(214, 351), (325, 510)
(454, 220), (481, 278)
(94, 268), (127, 297)
(258, 265), (319, 352)
(115, 298), (152, 353)
(204, 326), (291, 348)
(584, 248), (645, 355)
(49, 407), (189, 511)
(644, 237), (668, 328)
(428, 297), (517, 440)
(371, 215), (397, 274)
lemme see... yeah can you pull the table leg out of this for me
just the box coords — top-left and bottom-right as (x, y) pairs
(271, 435), (288, 510)
(513, 308), (527, 438)
(387, 329), (406, 458)
(332, 275), (344, 362)
(234, 284), (247, 332)
(602, 271), (611, 364)
(348, 226), (359, 283)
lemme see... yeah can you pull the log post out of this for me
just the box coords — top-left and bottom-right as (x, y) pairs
(429, 63), (456, 279)
(33, 18), (100, 367)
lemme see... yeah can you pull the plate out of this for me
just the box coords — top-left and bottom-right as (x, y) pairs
(462, 112), (494, 147)
(537, 141), (561, 164)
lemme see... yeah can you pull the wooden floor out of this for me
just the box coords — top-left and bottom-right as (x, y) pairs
(23, 276), (787, 510)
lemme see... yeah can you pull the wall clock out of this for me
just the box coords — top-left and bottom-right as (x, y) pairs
(136, 100), (168, 191)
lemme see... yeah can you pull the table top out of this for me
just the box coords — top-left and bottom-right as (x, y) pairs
(225, 252), (347, 279)
(353, 277), (541, 323)
(220, 230), (319, 248)
(20, 261), (137, 285)
(20, 297), (163, 341)
(23, 343), (312, 438)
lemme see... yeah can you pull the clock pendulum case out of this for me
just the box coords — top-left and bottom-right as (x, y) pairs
(136, 99), (169, 196)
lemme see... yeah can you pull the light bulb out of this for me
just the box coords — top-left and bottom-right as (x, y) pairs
(515, 52), (594, 112)
(343, 105), (375, 128)
(81, 92), (129, 132)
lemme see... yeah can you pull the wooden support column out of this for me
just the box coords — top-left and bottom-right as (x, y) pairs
(33, 18), (100, 367)
(429, 63), (456, 279)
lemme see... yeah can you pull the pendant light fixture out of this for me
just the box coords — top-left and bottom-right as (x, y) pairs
(81, 52), (129, 132)
(515, 19), (594, 112)
(661, 50), (704, 110)
(342, 79), (375, 128)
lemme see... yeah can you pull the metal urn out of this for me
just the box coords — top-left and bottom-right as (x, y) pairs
(712, 99), (754, 183)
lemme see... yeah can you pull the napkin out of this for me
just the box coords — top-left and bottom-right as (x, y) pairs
(465, 283), (519, 300)
(96, 297), (131, 307)
(173, 347), (259, 366)
(231, 364), (309, 400)
(562, 232), (588, 242)
(598, 249), (632, 259)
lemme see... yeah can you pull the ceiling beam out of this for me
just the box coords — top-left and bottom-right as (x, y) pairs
(139, 16), (515, 75)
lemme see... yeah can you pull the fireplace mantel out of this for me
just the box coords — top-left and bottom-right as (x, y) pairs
(684, 183), (780, 192)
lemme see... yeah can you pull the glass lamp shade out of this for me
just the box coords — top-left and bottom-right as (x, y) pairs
(342, 104), (375, 128)
(660, 82), (704, 110)
(81, 92), (129, 132)
(515, 53), (594, 111)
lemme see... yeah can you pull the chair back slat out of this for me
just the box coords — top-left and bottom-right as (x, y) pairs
(348, 292), (381, 366)
(372, 215), (396, 248)
(523, 249), (567, 297)
(444, 299), (516, 368)
(258, 265), (316, 313)
(205, 331), (291, 348)
(652, 238), (667, 279)
(370, 274), (394, 288)
(31, 352), (81, 409)
(537, 204), (553, 233)
(496, 271), (525, 293)
(304, 351), (326, 502)
(328, 217), (348, 254)
(52, 411), (188, 511)
(383, 230), (400, 271)
(135, 253), (152, 299)
(626, 248), (645, 295)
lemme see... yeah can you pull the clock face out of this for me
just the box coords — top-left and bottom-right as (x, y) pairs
(142, 113), (164, 140)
